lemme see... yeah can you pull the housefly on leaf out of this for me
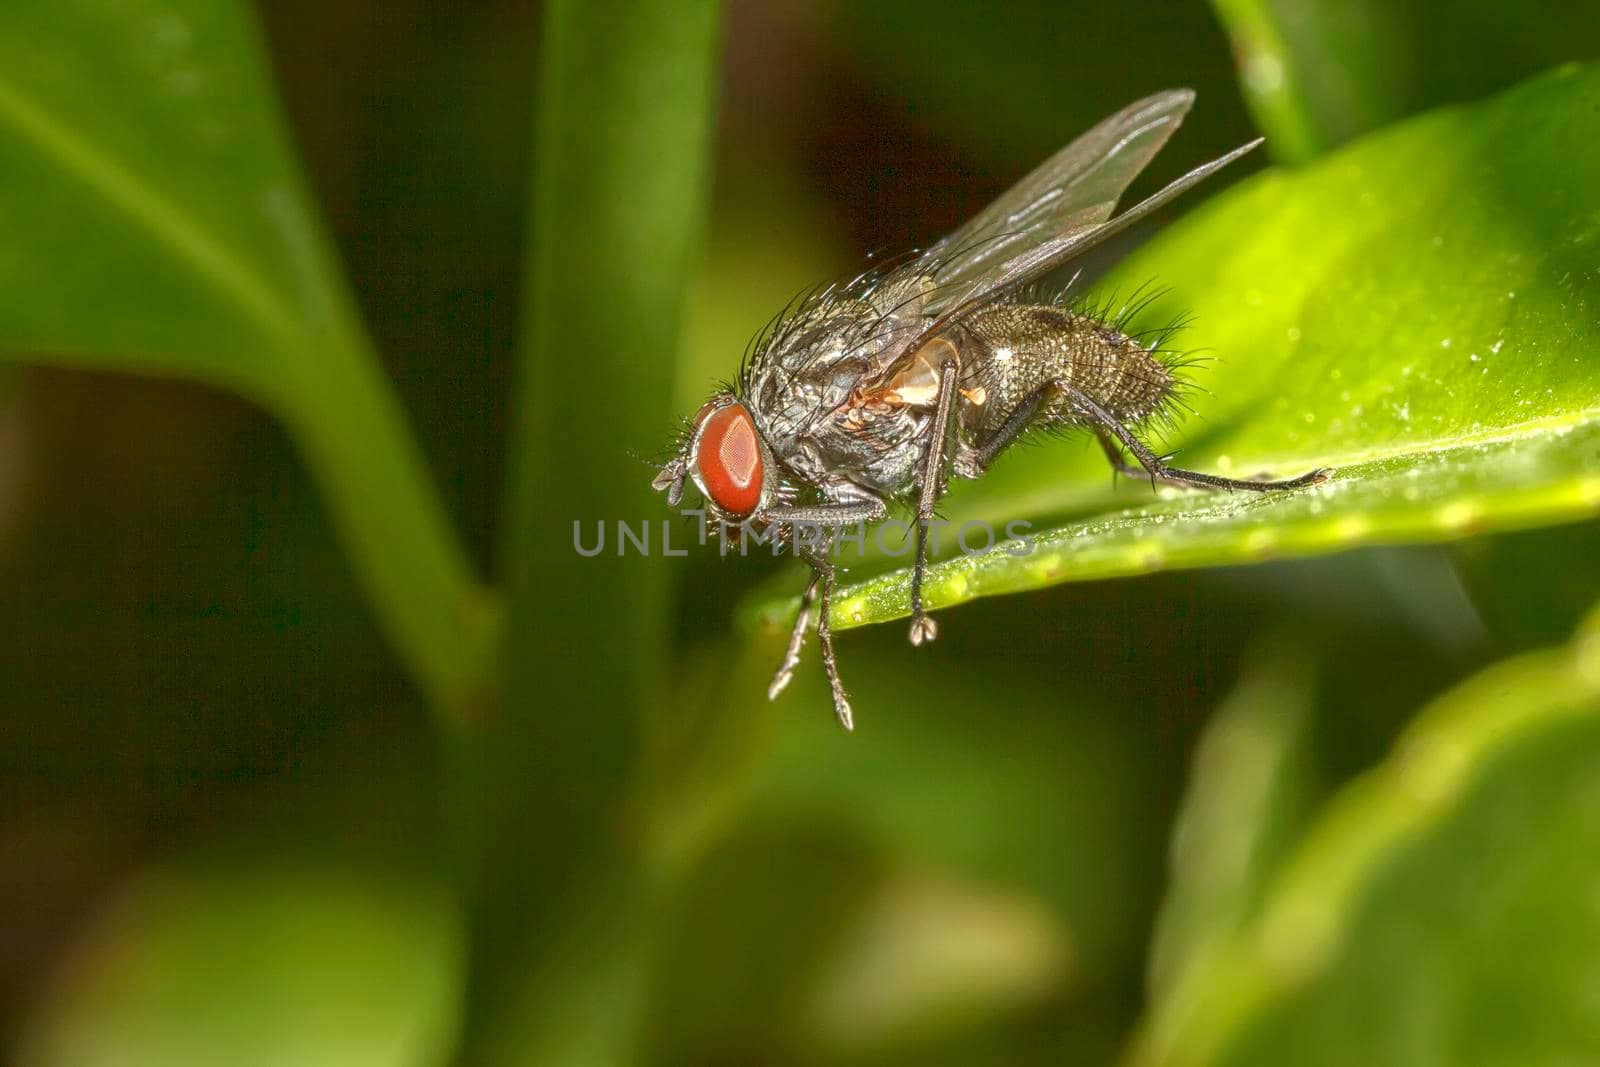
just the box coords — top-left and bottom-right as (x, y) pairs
(652, 90), (1331, 730)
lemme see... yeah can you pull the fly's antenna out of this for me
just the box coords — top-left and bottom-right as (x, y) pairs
(627, 448), (663, 468)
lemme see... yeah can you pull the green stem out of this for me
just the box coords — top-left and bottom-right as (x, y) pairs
(1211, 0), (1325, 163)
(454, 1), (723, 1063)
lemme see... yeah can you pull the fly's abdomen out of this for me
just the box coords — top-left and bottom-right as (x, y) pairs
(959, 304), (1172, 436)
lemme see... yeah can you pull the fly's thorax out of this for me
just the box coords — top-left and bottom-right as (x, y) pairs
(959, 304), (1173, 436)
(743, 290), (930, 486)
(746, 313), (873, 451)
(775, 324), (959, 497)
(819, 398), (930, 495)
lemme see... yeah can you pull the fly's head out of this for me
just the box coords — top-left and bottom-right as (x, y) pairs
(652, 393), (778, 525)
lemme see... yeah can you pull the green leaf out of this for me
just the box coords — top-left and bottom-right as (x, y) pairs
(0, 3), (491, 716)
(14, 854), (462, 1067)
(750, 64), (1600, 635)
(1129, 608), (1600, 1067)
(1213, 0), (1600, 163)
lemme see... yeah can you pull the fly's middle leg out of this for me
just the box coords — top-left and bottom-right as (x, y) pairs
(908, 356), (962, 647)
(1094, 427), (1150, 482)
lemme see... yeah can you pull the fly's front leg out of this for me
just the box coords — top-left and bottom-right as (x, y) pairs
(761, 497), (887, 528)
(908, 356), (961, 646)
(1066, 386), (1331, 492)
(767, 568), (819, 701)
(756, 494), (885, 730)
(804, 547), (853, 730)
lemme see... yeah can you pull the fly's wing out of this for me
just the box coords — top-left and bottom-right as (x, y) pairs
(864, 90), (1262, 385)
(917, 89), (1196, 310)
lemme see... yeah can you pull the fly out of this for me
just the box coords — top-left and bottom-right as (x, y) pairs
(652, 90), (1331, 730)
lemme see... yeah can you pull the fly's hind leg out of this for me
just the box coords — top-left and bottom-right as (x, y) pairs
(1069, 386), (1329, 492)
(969, 381), (1330, 493)
(1094, 428), (1219, 492)
(908, 355), (962, 648)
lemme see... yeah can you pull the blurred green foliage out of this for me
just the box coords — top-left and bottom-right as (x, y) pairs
(1137, 608), (1600, 1067)
(1, 3), (1598, 1067)
(16, 853), (462, 1067)
(1214, 0), (1600, 162)
(0, 1), (491, 716)
(1146, 639), (1320, 1009)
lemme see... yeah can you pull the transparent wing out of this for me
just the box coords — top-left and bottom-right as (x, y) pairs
(915, 89), (1197, 313)
(865, 91), (1262, 382)
(931, 135), (1260, 324)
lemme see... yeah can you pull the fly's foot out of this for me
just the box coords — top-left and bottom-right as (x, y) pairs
(1246, 466), (1334, 488)
(832, 693), (855, 731)
(908, 614), (939, 646)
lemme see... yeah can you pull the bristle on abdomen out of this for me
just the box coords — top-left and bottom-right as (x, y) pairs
(960, 304), (1175, 437)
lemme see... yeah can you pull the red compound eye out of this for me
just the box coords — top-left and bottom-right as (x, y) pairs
(695, 403), (764, 516)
